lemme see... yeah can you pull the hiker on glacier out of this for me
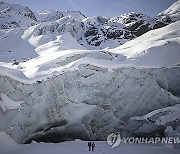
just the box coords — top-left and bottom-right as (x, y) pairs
(92, 142), (95, 151)
(88, 142), (92, 151)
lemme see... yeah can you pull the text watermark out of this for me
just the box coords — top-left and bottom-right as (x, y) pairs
(107, 132), (180, 148)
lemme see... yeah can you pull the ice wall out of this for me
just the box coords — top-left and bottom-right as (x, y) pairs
(0, 66), (180, 143)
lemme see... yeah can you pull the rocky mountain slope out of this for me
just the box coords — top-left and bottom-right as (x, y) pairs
(34, 10), (86, 22)
(0, 0), (177, 50)
(109, 12), (171, 37)
(0, 0), (180, 143)
(157, 0), (180, 22)
(0, 1), (37, 29)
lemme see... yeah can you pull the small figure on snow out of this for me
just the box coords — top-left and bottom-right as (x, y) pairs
(88, 142), (92, 151)
(92, 142), (95, 151)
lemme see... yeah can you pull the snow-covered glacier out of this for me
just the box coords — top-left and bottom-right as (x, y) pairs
(0, 65), (180, 143)
(0, 0), (180, 144)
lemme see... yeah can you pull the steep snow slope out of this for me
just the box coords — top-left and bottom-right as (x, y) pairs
(0, 21), (179, 82)
(110, 21), (180, 67)
(1, 0), (178, 50)
(34, 10), (86, 22)
(109, 0), (180, 38)
(158, 0), (180, 22)
(62, 10), (86, 20)
(31, 0), (180, 50)
(78, 16), (135, 49)
(0, 28), (38, 63)
(29, 14), (135, 50)
(0, 21), (85, 63)
(109, 12), (171, 37)
(34, 10), (64, 22)
(0, 1), (37, 29)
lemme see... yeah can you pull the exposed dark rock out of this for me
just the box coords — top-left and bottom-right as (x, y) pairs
(84, 27), (98, 37)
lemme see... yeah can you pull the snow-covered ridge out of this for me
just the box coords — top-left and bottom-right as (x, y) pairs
(0, 21), (179, 84)
(0, 1), (37, 29)
(0, 0), (179, 49)
(0, 1), (36, 21)
(110, 21), (180, 67)
(34, 10), (86, 22)
(109, 11), (171, 36)
(29, 14), (135, 50)
(158, 0), (180, 22)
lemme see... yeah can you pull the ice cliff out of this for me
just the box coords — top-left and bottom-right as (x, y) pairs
(0, 66), (179, 143)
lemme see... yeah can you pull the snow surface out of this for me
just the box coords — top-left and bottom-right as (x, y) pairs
(110, 21), (180, 67)
(34, 10), (86, 22)
(0, 132), (180, 154)
(158, 0), (180, 22)
(0, 20), (179, 83)
(0, 132), (20, 154)
(0, 1), (37, 29)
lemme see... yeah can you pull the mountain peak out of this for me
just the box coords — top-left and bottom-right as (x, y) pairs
(158, 0), (180, 22)
(0, 1), (37, 29)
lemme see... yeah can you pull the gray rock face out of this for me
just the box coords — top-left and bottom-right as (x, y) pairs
(0, 66), (179, 143)
(109, 12), (171, 37)
(32, 15), (135, 49)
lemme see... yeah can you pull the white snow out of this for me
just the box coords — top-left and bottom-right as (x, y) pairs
(0, 93), (24, 112)
(110, 21), (180, 67)
(0, 1), (37, 29)
(109, 12), (154, 27)
(34, 9), (63, 22)
(0, 132), (19, 154)
(0, 132), (179, 154)
(0, 1), (179, 84)
(35, 10), (86, 22)
(0, 20), (179, 83)
(158, 0), (180, 22)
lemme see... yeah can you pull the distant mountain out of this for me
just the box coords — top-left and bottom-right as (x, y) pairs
(34, 10), (86, 22)
(109, 12), (170, 37)
(0, 0), (179, 49)
(157, 0), (180, 22)
(0, 1), (37, 29)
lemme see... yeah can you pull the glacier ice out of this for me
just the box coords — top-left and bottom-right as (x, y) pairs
(0, 66), (179, 143)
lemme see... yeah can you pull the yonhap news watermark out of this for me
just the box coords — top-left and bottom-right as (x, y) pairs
(107, 132), (180, 148)
(123, 136), (180, 144)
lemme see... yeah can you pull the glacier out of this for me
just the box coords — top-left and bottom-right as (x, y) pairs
(0, 65), (179, 143)
(0, 0), (180, 144)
